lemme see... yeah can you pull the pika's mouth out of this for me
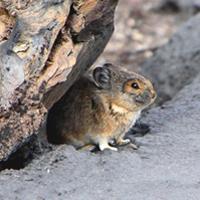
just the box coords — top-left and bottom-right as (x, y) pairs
(135, 95), (155, 106)
(135, 90), (156, 105)
(135, 96), (146, 104)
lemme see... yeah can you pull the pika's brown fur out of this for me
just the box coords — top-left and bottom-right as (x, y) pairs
(47, 63), (156, 151)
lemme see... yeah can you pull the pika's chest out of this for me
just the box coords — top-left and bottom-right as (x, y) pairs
(128, 110), (141, 128)
(109, 103), (141, 134)
(117, 111), (140, 130)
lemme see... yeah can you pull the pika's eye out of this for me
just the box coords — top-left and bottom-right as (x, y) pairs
(131, 82), (139, 89)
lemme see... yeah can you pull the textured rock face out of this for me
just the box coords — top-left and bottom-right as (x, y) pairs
(140, 14), (200, 104)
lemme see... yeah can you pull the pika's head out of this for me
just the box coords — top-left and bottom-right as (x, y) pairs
(93, 63), (156, 111)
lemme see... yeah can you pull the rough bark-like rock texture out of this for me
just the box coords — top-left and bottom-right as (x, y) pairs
(0, 0), (118, 161)
(140, 13), (200, 104)
(0, 59), (200, 200)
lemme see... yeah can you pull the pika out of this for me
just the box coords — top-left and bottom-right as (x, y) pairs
(47, 63), (156, 151)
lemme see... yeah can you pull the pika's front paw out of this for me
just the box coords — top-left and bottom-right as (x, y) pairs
(117, 138), (131, 146)
(117, 138), (138, 150)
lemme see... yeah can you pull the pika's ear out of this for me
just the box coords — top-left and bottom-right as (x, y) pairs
(93, 65), (111, 89)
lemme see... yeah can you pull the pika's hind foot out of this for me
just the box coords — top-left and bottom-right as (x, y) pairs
(99, 139), (118, 151)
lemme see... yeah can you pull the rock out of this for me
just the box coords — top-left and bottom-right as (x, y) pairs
(158, 0), (200, 13)
(140, 14), (200, 104)
(0, 72), (200, 200)
(0, 0), (118, 161)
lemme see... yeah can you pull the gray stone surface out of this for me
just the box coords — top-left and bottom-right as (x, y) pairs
(0, 67), (200, 200)
(140, 13), (200, 103)
(159, 0), (200, 11)
(178, 0), (200, 9)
